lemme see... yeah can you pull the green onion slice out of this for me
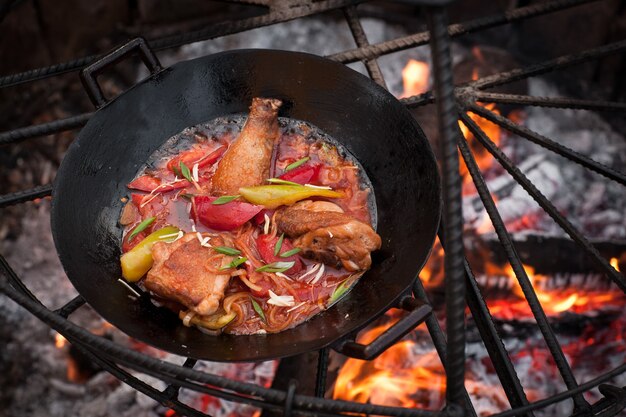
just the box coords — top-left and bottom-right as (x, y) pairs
(220, 256), (247, 270)
(213, 246), (241, 256)
(266, 178), (301, 186)
(274, 233), (284, 256)
(127, 216), (156, 241)
(329, 280), (351, 304)
(279, 248), (301, 258)
(284, 156), (310, 172)
(212, 195), (240, 205)
(256, 261), (295, 273)
(250, 298), (266, 323)
(179, 161), (193, 183)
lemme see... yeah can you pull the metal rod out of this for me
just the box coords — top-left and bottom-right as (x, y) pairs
(456, 126), (591, 413)
(0, 270), (442, 417)
(401, 91), (436, 108)
(0, 0), (362, 88)
(467, 102), (626, 186)
(328, 0), (600, 64)
(402, 37), (626, 111)
(426, 6), (466, 412)
(342, 6), (388, 89)
(162, 357), (198, 400)
(0, 0), (607, 141)
(470, 39), (626, 90)
(0, 184), (53, 208)
(412, 251), (478, 417)
(473, 92), (626, 112)
(459, 112), (626, 293)
(0, 113), (92, 145)
(486, 372), (626, 417)
(462, 261), (533, 414)
(53, 295), (86, 318)
(11, 256), (626, 417)
(0, 252), (42, 303)
(62, 336), (212, 417)
(315, 347), (329, 398)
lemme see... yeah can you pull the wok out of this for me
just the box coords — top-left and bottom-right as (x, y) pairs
(51, 38), (441, 361)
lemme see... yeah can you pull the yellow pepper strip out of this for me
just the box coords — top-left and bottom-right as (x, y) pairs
(121, 226), (179, 282)
(239, 185), (343, 209)
(179, 308), (237, 330)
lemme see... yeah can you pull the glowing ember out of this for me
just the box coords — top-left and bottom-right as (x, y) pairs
(54, 332), (67, 349)
(487, 263), (625, 319)
(400, 59), (430, 98)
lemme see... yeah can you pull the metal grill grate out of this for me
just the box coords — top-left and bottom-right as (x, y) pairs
(1, 0), (625, 416)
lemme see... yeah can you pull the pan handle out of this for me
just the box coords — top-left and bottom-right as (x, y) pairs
(80, 37), (162, 108)
(333, 295), (432, 360)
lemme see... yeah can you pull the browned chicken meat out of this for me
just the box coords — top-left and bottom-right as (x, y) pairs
(145, 233), (235, 315)
(212, 97), (282, 195)
(276, 200), (381, 272)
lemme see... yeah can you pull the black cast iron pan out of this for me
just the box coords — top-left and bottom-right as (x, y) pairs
(51, 38), (441, 361)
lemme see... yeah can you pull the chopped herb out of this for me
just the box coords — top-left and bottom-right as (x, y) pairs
(274, 233), (284, 256)
(250, 298), (266, 323)
(256, 261), (295, 273)
(266, 178), (301, 186)
(127, 216), (156, 241)
(213, 246), (241, 256)
(180, 193), (194, 201)
(329, 280), (351, 304)
(220, 256), (247, 270)
(280, 248), (301, 258)
(179, 161), (193, 183)
(212, 195), (240, 205)
(172, 166), (182, 178)
(284, 156), (310, 172)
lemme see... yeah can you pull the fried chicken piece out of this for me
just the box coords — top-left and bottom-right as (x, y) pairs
(276, 200), (381, 272)
(145, 233), (234, 315)
(212, 98), (282, 195)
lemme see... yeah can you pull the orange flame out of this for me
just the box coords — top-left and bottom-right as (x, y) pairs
(400, 59), (430, 98)
(458, 102), (501, 190)
(333, 318), (446, 410)
(610, 257), (620, 272)
(55, 332), (67, 349)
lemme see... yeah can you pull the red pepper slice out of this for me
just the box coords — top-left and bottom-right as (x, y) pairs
(166, 145), (226, 172)
(279, 163), (322, 185)
(191, 196), (262, 231)
(256, 234), (303, 274)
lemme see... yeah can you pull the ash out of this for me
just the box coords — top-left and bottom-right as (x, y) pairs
(2, 12), (625, 417)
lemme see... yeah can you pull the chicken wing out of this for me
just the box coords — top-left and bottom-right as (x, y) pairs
(276, 200), (381, 272)
(212, 98), (282, 195)
(145, 233), (235, 315)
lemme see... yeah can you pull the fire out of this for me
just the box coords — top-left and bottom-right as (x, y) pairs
(458, 102), (501, 190)
(400, 59), (430, 98)
(418, 237), (444, 289)
(55, 332), (67, 349)
(333, 317), (446, 410)
(610, 257), (620, 272)
(487, 263), (624, 319)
